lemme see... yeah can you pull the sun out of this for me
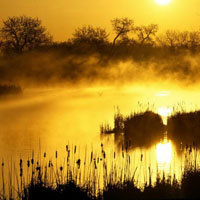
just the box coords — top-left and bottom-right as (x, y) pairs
(155, 0), (171, 6)
(156, 140), (172, 164)
(157, 107), (172, 117)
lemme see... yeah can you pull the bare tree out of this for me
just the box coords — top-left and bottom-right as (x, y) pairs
(0, 16), (52, 53)
(188, 31), (200, 50)
(176, 31), (189, 48)
(158, 30), (200, 50)
(72, 25), (108, 45)
(135, 24), (158, 45)
(111, 18), (134, 48)
(158, 30), (179, 49)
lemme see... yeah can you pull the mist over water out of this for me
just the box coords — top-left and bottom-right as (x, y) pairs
(1, 49), (200, 88)
(0, 84), (199, 160)
(1, 49), (200, 192)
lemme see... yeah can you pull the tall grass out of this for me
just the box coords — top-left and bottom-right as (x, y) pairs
(101, 110), (165, 148)
(168, 110), (200, 146)
(0, 143), (200, 199)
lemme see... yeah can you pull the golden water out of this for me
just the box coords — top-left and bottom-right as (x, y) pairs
(0, 85), (199, 195)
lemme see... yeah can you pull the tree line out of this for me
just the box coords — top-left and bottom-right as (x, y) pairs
(1, 15), (200, 56)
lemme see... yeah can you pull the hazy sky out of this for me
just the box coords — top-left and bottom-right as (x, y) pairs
(1, 0), (200, 41)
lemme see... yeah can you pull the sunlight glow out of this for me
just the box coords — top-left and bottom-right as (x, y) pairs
(155, 91), (170, 97)
(156, 140), (172, 164)
(157, 107), (172, 117)
(155, 0), (171, 6)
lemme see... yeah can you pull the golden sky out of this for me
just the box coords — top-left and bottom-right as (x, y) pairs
(1, 0), (200, 41)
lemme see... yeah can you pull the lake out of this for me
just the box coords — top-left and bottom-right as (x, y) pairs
(0, 84), (200, 191)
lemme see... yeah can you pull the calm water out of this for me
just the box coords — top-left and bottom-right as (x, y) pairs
(0, 85), (200, 188)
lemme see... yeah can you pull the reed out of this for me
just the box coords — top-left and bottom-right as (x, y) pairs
(0, 144), (199, 199)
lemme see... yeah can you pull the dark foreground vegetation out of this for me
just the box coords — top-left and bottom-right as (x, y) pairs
(0, 84), (22, 96)
(168, 110), (200, 146)
(1, 16), (200, 86)
(101, 109), (200, 149)
(101, 110), (165, 148)
(1, 144), (200, 200)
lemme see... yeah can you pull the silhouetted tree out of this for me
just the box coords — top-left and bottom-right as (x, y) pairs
(135, 24), (158, 45)
(111, 18), (134, 48)
(72, 25), (108, 45)
(158, 30), (200, 51)
(157, 30), (179, 49)
(0, 16), (52, 54)
(188, 31), (200, 51)
(72, 25), (109, 53)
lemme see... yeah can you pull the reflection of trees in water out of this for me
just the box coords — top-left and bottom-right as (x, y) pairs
(101, 110), (165, 149)
(168, 110), (200, 147)
(102, 109), (200, 150)
(123, 111), (165, 149)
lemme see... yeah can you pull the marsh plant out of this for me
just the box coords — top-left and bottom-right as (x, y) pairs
(0, 143), (199, 200)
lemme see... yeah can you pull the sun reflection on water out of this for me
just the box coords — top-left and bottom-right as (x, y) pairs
(156, 139), (172, 165)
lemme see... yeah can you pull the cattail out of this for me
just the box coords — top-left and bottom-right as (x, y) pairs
(60, 166), (63, 171)
(48, 161), (51, 168)
(66, 145), (68, 151)
(20, 168), (23, 177)
(27, 160), (30, 168)
(55, 151), (58, 159)
(103, 152), (106, 159)
(76, 159), (81, 169)
(44, 152), (46, 158)
(68, 150), (70, 157)
(2, 162), (4, 167)
(74, 145), (77, 154)
(36, 166), (41, 171)
(189, 145), (192, 154)
(90, 152), (93, 163)
(126, 143), (128, 152)
(141, 154), (143, 162)
(31, 158), (34, 165)
(114, 152), (116, 159)
(20, 159), (22, 168)
(94, 159), (97, 169)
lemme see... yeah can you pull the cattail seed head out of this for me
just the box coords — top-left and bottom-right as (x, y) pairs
(90, 152), (93, 163)
(76, 159), (81, 169)
(68, 150), (70, 157)
(55, 151), (58, 159)
(20, 159), (22, 168)
(103, 152), (106, 159)
(20, 168), (23, 177)
(27, 160), (30, 168)
(48, 161), (51, 168)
